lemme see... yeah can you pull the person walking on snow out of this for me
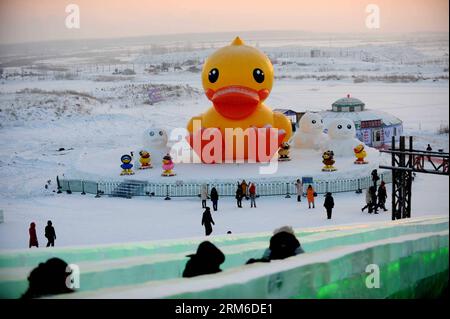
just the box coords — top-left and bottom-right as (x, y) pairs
(362, 188), (372, 213)
(45, 220), (56, 247)
(236, 183), (243, 208)
(201, 207), (215, 236)
(249, 182), (257, 208)
(295, 179), (303, 202)
(210, 187), (219, 211)
(323, 192), (334, 220)
(306, 185), (315, 209)
(200, 184), (208, 208)
(371, 169), (380, 188)
(377, 181), (388, 212)
(370, 186), (378, 214)
(29, 222), (39, 248)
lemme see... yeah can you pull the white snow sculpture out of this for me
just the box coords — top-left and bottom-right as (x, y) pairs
(139, 128), (169, 164)
(325, 118), (362, 157)
(293, 112), (328, 150)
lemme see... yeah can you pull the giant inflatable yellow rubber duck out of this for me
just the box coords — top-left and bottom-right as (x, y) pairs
(187, 37), (292, 163)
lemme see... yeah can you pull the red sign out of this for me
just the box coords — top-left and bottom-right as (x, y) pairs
(360, 119), (382, 129)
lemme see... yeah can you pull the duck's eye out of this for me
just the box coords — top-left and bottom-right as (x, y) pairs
(149, 131), (155, 136)
(347, 124), (352, 129)
(337, 125), (343, 129)
(312, 120), (316, 124)
(208, 68), (219, 83)
(159, 131), (163, 136)
(253, 68), (264, 83)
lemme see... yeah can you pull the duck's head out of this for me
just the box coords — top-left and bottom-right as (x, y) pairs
(202, 37), (274, 120)
(354, 144), (365, 154)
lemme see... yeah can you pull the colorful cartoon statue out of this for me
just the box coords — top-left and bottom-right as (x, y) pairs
(139, 150), (152, 169)
(278, 142), (291, 161)
(162, 153), (176, 177)
(353, 144), (368, 164)
(187, 37), (292, 162)
(120, 154), (134, 175)
(322, 150), (337, 172)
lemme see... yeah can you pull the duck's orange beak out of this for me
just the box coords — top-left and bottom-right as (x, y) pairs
(206, 86), (269, 120)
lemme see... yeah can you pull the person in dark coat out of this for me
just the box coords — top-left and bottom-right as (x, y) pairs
(371, 169), (380, 188)
(247, 226), (304, 264)
(182, 241), (225, 278)
(29, 222), (39, 248)
(201, 207), (215, 236)
(377, 181), (388, 211)
(235, 183), (243, 208)
(45, 220), (56, 247)
(210, 187), (219, 211)
(323, 192), (335, 219)
(21, 258), (74, 299)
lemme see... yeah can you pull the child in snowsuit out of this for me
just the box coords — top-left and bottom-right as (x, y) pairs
(324, 192), (334, 219)
(29, 222), (39, 248)
(201, 207), (215, 236)
(241, 180), (249, 200)
(45, 220), (56, 247)
(306, 185), (315, 209)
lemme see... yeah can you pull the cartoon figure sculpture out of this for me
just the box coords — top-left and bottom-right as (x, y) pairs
(139, 150), (152, 169)
(293, 112), (328, 150)
(322, 150), (337, 172)
(162, 153), (176, 177)
(278, 142), (291, 161)
(142, 128), (169, 164)
(354, 144), (368, 164)
(325, 119), (361, 157)
(187, 37), (292, 162)
(120, 154), (135, 175)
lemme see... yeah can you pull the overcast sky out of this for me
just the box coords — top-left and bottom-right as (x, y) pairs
(0, 0), (448, 44)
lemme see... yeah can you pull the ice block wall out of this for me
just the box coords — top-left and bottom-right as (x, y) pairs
(0, 216), (447, 299)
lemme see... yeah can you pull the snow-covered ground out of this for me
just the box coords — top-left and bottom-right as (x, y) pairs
(0, 32), (448, 251)
(0, 173), (447, 250)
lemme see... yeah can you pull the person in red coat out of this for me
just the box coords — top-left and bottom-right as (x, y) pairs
(29, 222), (39, 248)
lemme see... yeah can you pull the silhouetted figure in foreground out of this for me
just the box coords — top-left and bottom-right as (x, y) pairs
(45, 220), (56, 247)
(201, 207), (215, 236)
(21, 258), (74, 299)
(29, 222), (39, 248)
(246, 226), (304, 264)
(182, 241), (225, 278)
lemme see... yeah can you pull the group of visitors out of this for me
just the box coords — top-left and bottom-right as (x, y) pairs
(236, 180), (257, 208)
(362, 170), (388, 214)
